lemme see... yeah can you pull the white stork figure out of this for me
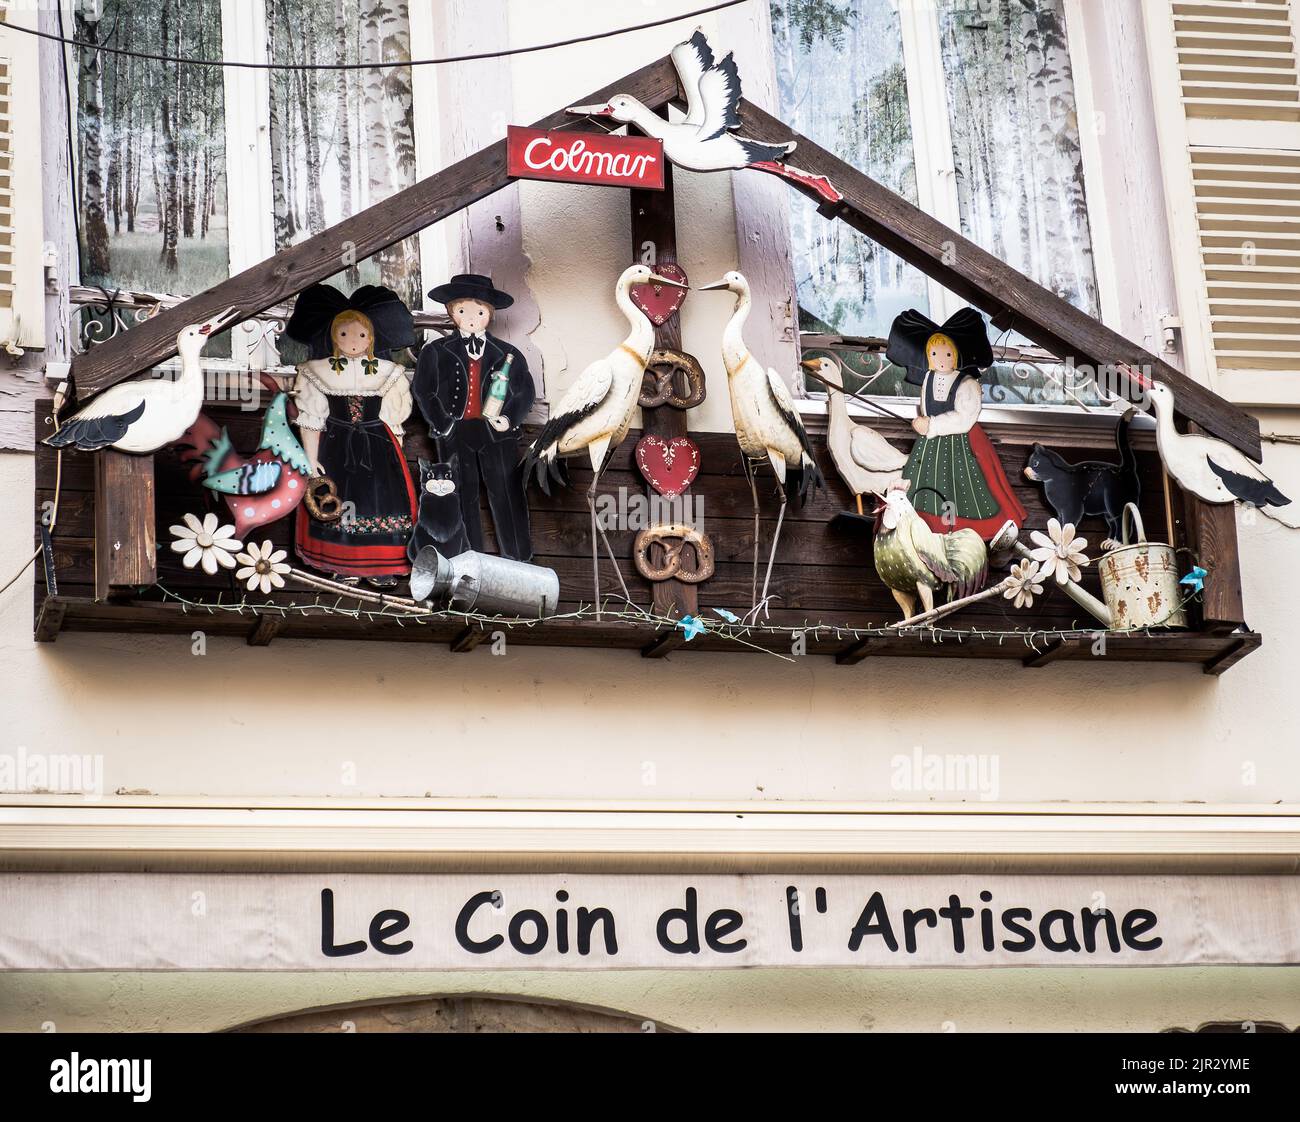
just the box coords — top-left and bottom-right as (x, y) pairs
(566, 30), (842, 205)
(801, 354), (908, 513)
(524, 264), (687, 613)
(700, 270), (824, 617)
(46, 306), (242, 454)
(1146, 382), (1290, 508)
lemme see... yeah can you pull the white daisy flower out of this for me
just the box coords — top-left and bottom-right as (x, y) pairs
(1003, 559), (1047, 610)
(1028, 518), (1090, 585)
(234, 540), (291, 596)
(169, 512), (242, 576)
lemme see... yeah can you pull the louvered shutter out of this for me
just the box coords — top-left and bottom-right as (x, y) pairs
(0, 0), (44, 351)
(1144, 0), (1300, 403)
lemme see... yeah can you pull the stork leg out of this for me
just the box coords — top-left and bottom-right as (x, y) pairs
(585, 436), (634, 618)
(756, 491), (787, 620)
(587, 484), (602, 620)
(742, 456), (760, 607)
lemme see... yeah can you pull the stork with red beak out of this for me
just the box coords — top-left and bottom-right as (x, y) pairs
(47, 306), (243, 454)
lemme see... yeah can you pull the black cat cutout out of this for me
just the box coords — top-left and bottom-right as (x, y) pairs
(409, 457), (472, 560)
(1023, 409), (1141, 546)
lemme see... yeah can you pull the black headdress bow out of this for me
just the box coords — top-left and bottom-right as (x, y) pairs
(885, 307), (994, 386)
(284, 283), (417, 360)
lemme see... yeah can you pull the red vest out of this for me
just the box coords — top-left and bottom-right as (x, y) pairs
(463, 355), (483, 420)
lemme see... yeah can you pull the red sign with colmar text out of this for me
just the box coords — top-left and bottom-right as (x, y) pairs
(506, 125), (665, 190)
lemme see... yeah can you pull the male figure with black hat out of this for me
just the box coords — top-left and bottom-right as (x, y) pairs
(412, 274), (536, 561)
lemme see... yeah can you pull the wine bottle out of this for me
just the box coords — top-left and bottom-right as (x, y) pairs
(481, 353), (514, 420)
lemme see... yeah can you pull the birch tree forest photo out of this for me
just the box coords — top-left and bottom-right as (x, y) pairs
(937, 0), (1098, 317)
(75, 0), (422, 310)
(771, 0), (1099, 338)
(267, 0), (422, 310)
(772, 0), (929, 337)
(76, 0), (229, 296)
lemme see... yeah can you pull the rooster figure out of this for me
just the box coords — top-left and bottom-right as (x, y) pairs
(873, 484), (988, 621)
(176, 390), (313, 536)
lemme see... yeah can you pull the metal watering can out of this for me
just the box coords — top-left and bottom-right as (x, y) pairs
(1098, 504), (1187, 630)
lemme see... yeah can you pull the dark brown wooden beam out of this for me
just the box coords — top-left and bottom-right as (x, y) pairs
(34, 596), (68, 643)
(94, 451), (156, 600)
(734, 99), (1261, 461)
(835, 639), (875, 665)
(247, 615), (285, 647)
(1180, 426), (1247, 633)
(1022, 639), (1075, 668)
(1203, 636), (1258, 676)
(642, 631), (685, 659)
(450, 626), (489, 653)
(69, 56), (683, 403)
(631, 142), (698, 622)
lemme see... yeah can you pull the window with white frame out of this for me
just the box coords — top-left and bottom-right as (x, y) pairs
(71, 0), (435, 366)
(772, 0), (1103, 404)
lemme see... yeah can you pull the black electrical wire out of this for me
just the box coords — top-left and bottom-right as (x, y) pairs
(1, 0), (749, 71)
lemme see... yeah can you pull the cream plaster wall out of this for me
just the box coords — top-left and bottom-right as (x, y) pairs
(2, 967), (1298, 1033)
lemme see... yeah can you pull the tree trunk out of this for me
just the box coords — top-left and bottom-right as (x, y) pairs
(158, 0), (180, 271)
(76, 12), (112, 277)
(335, 0), (354, 219)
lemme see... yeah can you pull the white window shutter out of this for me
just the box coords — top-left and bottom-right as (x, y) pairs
(1144, 0), (1300, 404)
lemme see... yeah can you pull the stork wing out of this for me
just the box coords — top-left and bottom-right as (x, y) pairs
(765, 366), (817, 462)
(45, 390), (147, 450)
(529, 359), (613, 457)
(697, 52), (744, 139)
(849, 424), (908, 473)
(1207, 456), (1292, 508)
(671, 30), (716, 127)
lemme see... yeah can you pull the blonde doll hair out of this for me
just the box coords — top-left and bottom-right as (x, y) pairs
(330, 309), (377, 359)
(925, 332), (959, 365)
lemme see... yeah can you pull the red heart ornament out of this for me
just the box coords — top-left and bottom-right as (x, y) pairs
(629, 262), (688, 326)
(635, 435), (700, 498)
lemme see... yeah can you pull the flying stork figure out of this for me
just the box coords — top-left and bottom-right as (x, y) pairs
(566, 30), (842, 205)
(701, 270), (824, 618)
(46, 306), (242, 454)
(524, 264), (687, 614)
(1146, 382), (1290, 508)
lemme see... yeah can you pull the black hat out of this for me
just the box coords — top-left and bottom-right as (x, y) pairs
(886, 307), (994, 386)
(284, 283), (417, 360)
(428, 273), (514, 311)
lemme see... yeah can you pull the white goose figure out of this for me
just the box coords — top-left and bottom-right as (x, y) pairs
(567, 30), (842, 205)
(700, 270), (824, 616)
(525, 264), (687, 613)
(1146, 382), (1290, 508)
(47, 306), (242, 453)
(802, 354), (908, 513)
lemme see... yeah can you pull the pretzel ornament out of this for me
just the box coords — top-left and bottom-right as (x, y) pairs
(639, 348), (707, 410)
(304, 475), (344, 523)
(634, 523), (715, 584)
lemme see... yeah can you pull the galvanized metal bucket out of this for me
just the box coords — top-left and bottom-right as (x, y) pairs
(1098, 504), (1187, 629)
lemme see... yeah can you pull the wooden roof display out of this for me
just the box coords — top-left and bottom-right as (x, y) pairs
(36, 47), (1261, 672)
